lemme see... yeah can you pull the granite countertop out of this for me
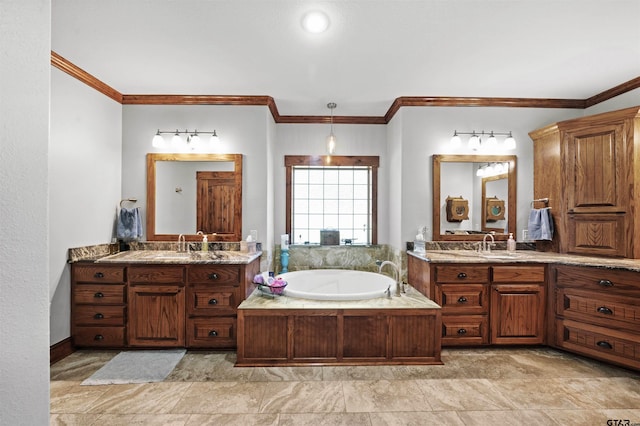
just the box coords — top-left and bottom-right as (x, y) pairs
(95, 250), (262, 265)
(409, 249), (640, 272)
(238, 284), (441, 310)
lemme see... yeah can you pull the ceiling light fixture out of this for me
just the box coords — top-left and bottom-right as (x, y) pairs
(152, 129), (220, 152)
(302, 11), (330, 33)
(450, 130), (517, 150)
(326, 102), (337, 154)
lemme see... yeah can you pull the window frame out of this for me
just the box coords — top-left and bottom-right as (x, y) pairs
(285, 155), (379, 245)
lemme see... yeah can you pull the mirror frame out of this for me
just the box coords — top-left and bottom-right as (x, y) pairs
(146, 153), (243, 241)
(432, 154), (517, 241)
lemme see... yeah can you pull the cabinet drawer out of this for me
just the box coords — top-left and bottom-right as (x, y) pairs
(188, 265), (241, 285)
(74, 305), (125, 326)
(128, 266), (185, 283)
(74, 284), (125, 304)
(73, 265), (124, 283)
(556, 319), (640, 370)
(435, 266), (489, 283)
(436, 283), (488, 314)
(73, 326), (125, 347)
(555, 265), (640, 296)
(567, 213), (626, 257)
(493, 266), (545, 283)
(556, 288), (640, 329)
(187, 286), (240, 315)
(441, 315), (489, 346)
(186, 317), (236, 348)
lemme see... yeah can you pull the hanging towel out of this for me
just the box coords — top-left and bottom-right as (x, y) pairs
(117, 207), (143, 241)
(528, 207), (554, 241)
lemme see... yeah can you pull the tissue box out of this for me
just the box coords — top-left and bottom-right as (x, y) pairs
(320, 229), (340, 245)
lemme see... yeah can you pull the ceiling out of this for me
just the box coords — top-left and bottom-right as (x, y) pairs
(52, 0), (640, 117)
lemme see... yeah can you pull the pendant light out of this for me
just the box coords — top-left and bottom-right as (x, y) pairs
(326, 102), (337, 154)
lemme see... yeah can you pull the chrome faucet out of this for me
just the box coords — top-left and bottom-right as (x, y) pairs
(482, 232), (496, 252)
(377, 260), (403, 296)
(177, 234), (187, 253)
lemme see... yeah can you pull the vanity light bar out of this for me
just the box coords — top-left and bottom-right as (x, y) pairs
(451, 130), (516, 150)
(152, 129), (220, 150)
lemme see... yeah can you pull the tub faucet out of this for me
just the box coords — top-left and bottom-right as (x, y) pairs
(482, 232), (495, 253)
(376, 260), (403, 296)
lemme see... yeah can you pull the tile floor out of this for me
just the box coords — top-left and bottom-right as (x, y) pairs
(51, 347), (640, 425)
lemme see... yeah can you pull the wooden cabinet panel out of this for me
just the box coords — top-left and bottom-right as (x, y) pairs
(491, 284), (545, 344)
(128, 266), (185, 283)
(128, 284), (185, 347)
(441, 315), (489, 346)
(186, 317), (236, 348)
(188, 265), (241, 285)
(567, 213), (626, 256)
(240, 314), (288, 360)
(74, 305), (125, 326)
(436, 283), (488, 314)
(343, 316), (387, 359)
(555, 265), (640, 296)
(73, 265), (124, 283)
(435, 265), (489, 283)
(492, 266), (545, 283)
(74, 284), (125, 305)
(187, 286), (240, 316)
(557, 288), (640, 329)
(293, 316), (338, 360)
(73, 327), (125, 347)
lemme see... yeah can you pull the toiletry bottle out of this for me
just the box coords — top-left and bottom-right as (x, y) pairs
(202, 234), (208, 252)
(507, 233), (516, 254)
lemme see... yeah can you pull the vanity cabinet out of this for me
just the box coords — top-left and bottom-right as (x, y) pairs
(530, 106), (640, 258)
(408, 257), (547, 346)
(71, 264), (126, 347)
(128, 266), (186, 347)
(551, 264), (640, 370)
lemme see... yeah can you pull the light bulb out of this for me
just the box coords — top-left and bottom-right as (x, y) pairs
(505, 132), (516, 150)
(171, 130), (184, 150)
(468, 134), (481, 150)
(210, 130), (219, 144)
(476, 167), (484, 177)
(302, 11), (330, 33)
(450, 132), (462, 147)
(486, 132), (497, 147)
(190, 133), (201, 150)
(327, 133), (336, 154)
(152, 130), (165, 148)
(485, 164), (494, 175)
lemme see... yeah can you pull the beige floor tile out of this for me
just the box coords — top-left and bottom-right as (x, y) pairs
(600, 409), (640, 425)
(91, 414), (190, 425)
(171, 381), (268, 414)
(50, 351), (118, 382)
(456, 409), (557, 426)
(543, 409), (617, 425)
(279, 412), (371, 426)
(259, 381), (346, 413)
(342, 380), (432, 413)
(415, 378), (516, 411)
(49, 413), (101, 426)
(561, 377), (640, 409)
(50, 381), (111, 414)
(369, 411), (464, 426)
(322, 365), (394, 381)
(246, 366), (324, 382)
(85, 382), (192, 414)
(185, 413), (280, 425)
(491, 378), (599, 410)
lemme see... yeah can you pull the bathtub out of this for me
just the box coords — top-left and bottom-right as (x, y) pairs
(276, 269), (394, 301)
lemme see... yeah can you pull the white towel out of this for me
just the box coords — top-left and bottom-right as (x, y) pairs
(528, 208), (554, 240)
(117, 207), (143, 240)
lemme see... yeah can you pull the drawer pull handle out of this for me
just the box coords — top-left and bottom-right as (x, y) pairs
(598, 279), (613, 287)
(208, 298), (218, 305)
(94, 292), (104, 298)
(597, 340), (613, 350)
(208, 273), (219, 280)
(94, 272), (104, 279)
(94, 313), (104, 320)
(457, 272), (467, 279)
(457, 296), (468, 303)
(94, 334), (104, 341)
(457, 328), (467, 335)
(597, 306), (613, 315)
(208, 330), (218, 337)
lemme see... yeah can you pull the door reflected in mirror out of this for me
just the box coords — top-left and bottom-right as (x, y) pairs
(432, 155), (516, 241)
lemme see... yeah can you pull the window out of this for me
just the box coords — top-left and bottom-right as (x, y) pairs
(285, 156), (379, 245)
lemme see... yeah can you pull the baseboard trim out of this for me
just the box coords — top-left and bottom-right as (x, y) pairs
(50, 337), (74, 365)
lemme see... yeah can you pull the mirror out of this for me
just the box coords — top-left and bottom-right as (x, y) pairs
(432, 154), (516, 241)
(146, 153), (243, 241)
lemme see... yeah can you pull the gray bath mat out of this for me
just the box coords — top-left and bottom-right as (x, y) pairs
(81, 349), (186, 385)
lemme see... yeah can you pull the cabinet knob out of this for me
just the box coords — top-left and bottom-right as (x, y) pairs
(94, 334), (104, 341)
(457, 328), (467, 335)
(94, 313), (104, 320)
(94, 272), (104, 278)
(94, 292), (104, 298)
(457, 272), (467, 279)
(597, 306), (613, 315)
(208, 298), (218, 305)
(596, 340), (613, 350)
(208, 330), (218, 337)
(598, 279), (613, 287)
(208, 273), (219, 280)
(457, 296), (468, 303)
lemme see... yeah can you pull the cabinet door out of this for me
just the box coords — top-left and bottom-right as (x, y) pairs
(128, 284), (185, 347)
(491, 284), (545, 344)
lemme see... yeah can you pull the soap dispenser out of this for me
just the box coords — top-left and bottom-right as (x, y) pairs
(507, 233), (516, 254)
(197, 231), (208, 252)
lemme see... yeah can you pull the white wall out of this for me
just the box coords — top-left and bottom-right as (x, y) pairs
(121, 104), (270, 246)
(49, 68), (123, 344)
(0, 1), (51, 424)
(387, 111), (403, 250)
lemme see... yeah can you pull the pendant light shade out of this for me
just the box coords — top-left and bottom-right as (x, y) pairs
(326, 102), (337, 154)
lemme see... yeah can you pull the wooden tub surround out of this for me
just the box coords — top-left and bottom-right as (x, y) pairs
(236, 285), (442, 367)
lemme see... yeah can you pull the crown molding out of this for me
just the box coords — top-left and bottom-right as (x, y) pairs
(51, 51), (639, 125)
